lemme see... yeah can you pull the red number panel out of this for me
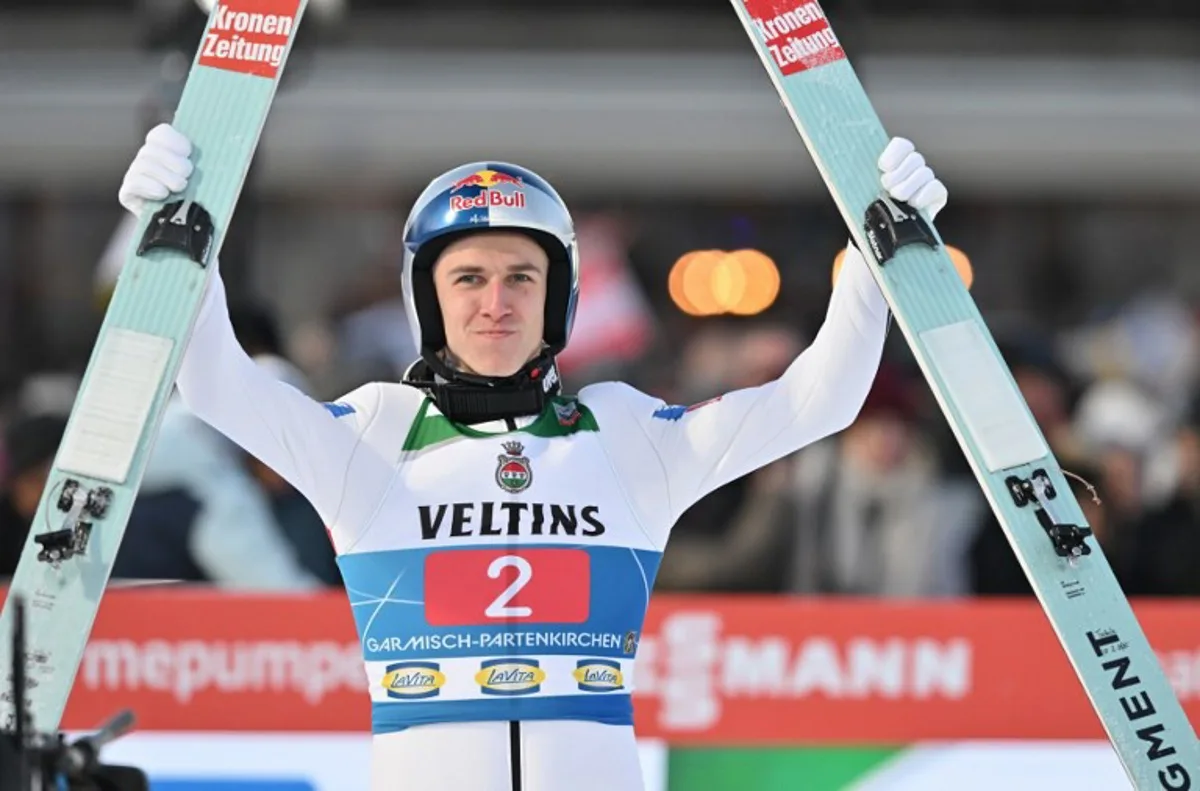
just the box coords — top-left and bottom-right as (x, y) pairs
(424, 549), (590, 626)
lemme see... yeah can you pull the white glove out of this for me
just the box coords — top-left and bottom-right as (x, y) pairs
(117, 123), (195, 216)
(877, 137), (948, 221)
(834, 137), (949, 294)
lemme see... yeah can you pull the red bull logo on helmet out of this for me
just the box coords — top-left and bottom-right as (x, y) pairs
(449, 169), (524, 192)
(448, 168), (527, 211)
(450, 191), (527, 212)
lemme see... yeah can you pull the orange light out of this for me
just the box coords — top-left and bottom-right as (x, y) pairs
(831, 247), (848, 287)
(711, 254), (747, 312)
(726, 250), (780, 316)
(669, 249), (781, 317)
(669, 251), (706, 316)
(681, 250), (727, 317)
(946, 245), (974, 290)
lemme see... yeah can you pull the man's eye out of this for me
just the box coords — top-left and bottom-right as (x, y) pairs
(511, 273), (533, 283)
(456, 274), (481, 285)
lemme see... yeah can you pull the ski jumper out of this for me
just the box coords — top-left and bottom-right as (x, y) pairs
(172, 248), (888, 790)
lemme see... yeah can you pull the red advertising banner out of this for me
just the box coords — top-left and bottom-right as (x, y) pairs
(638, 596), (1200, 744)
(12, 590), (1196, 744)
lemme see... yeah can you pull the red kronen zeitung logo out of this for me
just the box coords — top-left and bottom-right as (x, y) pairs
(742, 0), (846, 76)
(198, 0), (302, 79)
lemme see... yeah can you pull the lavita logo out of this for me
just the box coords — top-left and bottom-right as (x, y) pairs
(476, 659), (546, 696)
(381, 661), (445, 700)
(574, 659), (625, 692)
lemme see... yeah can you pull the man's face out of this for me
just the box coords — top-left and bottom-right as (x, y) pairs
(432, 232), (549, 377)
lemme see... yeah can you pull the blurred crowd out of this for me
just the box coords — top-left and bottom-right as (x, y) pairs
(649, 300), (1200, 599)
(0, 298), (341, 591)
(0, 204), (1199, 601)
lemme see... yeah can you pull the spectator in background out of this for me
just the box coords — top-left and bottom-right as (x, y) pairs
(1124, 396), (1200, 596)
(323, 257), (419, 390)
(0, 413), (67, 577)
(1072, 378), (1165, 583)
(245, 449), (344, 587)
(785, 363), (982, 597)
(12, 372), (81, 420)
(654, 323), (805, 593)
(113, 300), (334, 589)
(234, 308), (343, 586)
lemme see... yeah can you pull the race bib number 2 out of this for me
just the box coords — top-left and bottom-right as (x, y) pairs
(424, 549), (590, 626)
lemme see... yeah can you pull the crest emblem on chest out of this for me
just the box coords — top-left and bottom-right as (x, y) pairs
(496, 441), (533, 493)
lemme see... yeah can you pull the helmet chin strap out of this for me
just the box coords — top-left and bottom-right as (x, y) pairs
(402, 347), (562, 425)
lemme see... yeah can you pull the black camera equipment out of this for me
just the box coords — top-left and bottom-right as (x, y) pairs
(0, 595), (148, 791)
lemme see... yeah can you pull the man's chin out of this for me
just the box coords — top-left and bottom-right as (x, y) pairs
(449, 341), (542, 379)
(461, 357), (525, 379)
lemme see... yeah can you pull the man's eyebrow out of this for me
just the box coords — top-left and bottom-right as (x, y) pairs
(444, 263), (485, 274)
(444, 262), (542, 274)
(443, 261), (543, 276)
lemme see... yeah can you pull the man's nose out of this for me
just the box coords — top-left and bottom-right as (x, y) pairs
(479, 279), (512, 318)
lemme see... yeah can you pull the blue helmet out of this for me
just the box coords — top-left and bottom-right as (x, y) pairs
(401, 161), (580, 363)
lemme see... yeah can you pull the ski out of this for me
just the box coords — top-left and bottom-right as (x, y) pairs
(728, 1), (1198, 787)
(0, 0), (308, 733)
